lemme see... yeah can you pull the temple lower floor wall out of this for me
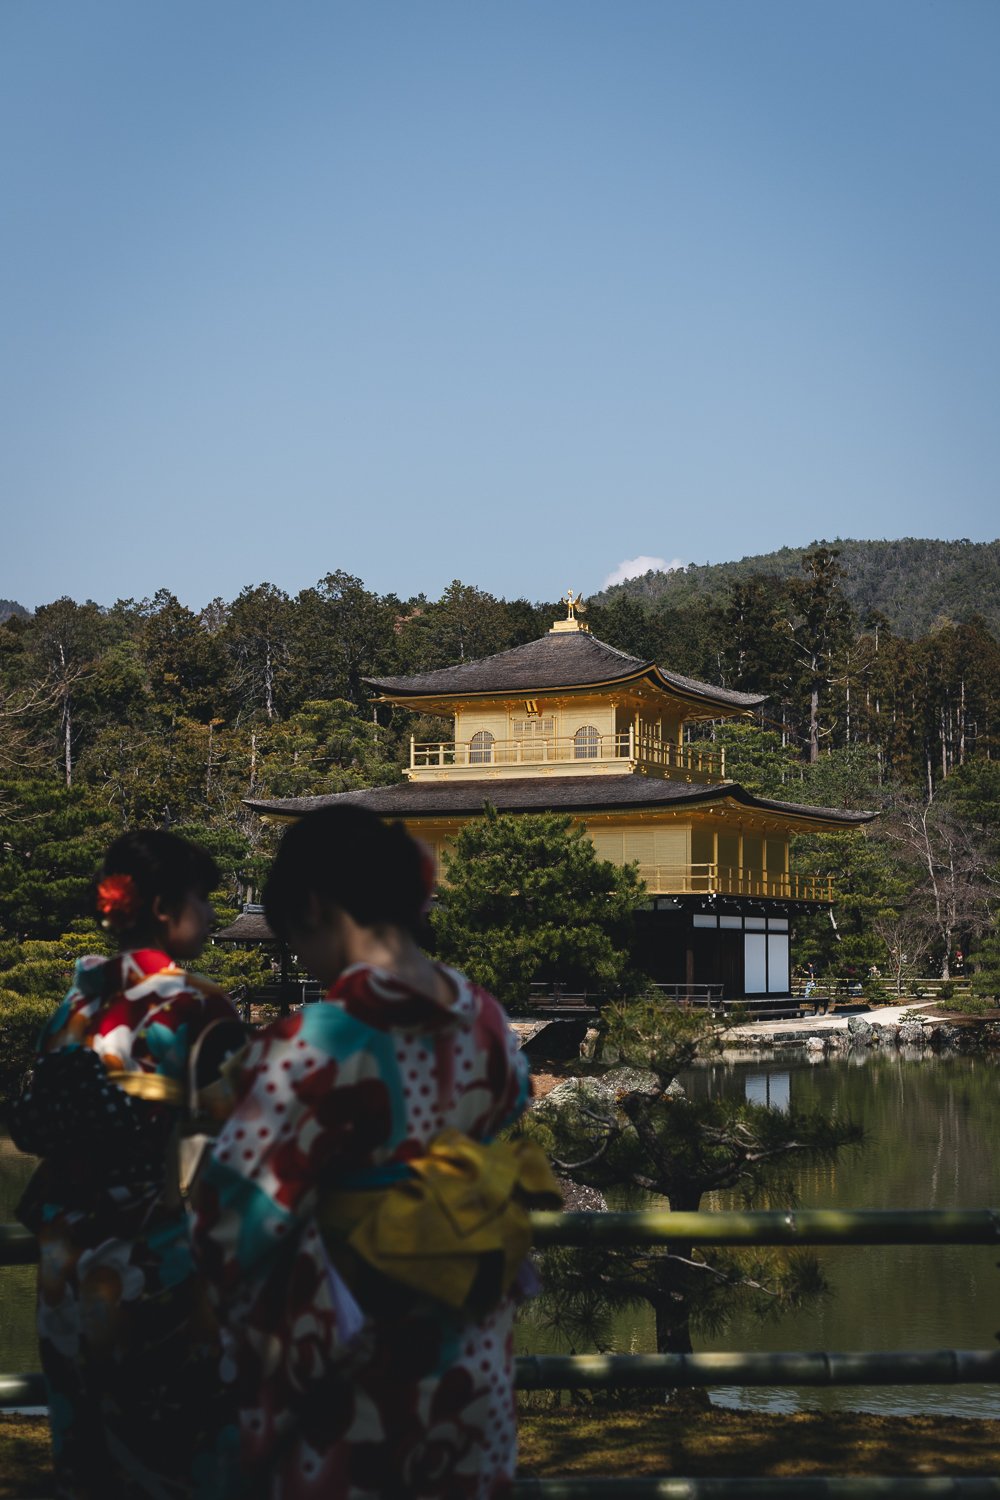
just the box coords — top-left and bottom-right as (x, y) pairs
(633, 900), (795, 999)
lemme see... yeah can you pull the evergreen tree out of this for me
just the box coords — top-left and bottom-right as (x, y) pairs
(291, 571), (402, 712)
(792, 828), (913, 978)
(780, 549), (856, 763)
(252, 699), (401, 798)
(396, 581), (542, 672)
(720, 574), (795, 699)
(970, 932), (1000, 1001)
(0, 778), (117, 937)
(132, 590), (225, 726)
(705, 723), (799, 798)
(432, 806), (644, 1006)
(220, 582), (294, 723)
(19, 597), (112, 786)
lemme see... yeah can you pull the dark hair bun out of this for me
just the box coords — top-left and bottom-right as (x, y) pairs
(263, 806), (426, 939)
(94, 830), (220, 935)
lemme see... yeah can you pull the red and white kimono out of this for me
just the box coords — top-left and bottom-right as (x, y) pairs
(194, 962), (531, 1500)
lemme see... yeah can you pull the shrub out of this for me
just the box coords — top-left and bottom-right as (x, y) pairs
(0, 990), (57, 1108)
(937, 992), (998, 1018)
(864, 978), (890, 1006)
(0, 930), (107, 1108)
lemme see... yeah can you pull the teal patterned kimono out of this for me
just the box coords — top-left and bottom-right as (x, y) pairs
(194, 962), (530, 1500)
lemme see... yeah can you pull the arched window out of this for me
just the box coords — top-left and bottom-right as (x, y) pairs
(574, 725), (600, 759)
(470, 730), (495, 764)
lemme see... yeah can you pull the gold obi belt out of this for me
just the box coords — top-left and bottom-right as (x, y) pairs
(105, 1069), (185, 1105)
(317, 1130), (562, 1317)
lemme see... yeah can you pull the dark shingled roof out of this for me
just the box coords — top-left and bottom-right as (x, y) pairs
(245, 775), (874, 828)
(365, 630), (766, 711)
(213, 910), (277, 943)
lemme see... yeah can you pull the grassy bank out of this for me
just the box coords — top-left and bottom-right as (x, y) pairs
(5, 1409), (1000, 1495)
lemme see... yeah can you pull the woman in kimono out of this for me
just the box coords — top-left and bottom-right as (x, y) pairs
(10, 830), (245, 1499)
(194, 806), (555, 1500)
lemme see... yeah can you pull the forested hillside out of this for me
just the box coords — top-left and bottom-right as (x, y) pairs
(598, 538), (1000, 639)
(0, 554), (997, 999)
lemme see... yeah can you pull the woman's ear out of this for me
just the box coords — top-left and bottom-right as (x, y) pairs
(299, 890), (339, 933)
(150, 894), (176, 931)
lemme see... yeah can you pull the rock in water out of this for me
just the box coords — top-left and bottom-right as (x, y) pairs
(602, 1066), (663, 1099)
(557, 1179), (608, 1212)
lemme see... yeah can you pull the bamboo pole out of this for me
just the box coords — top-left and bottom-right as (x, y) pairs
(6, 1351), (1000, 1407)
(0, 1374), (45, 1407)
(0, 1225), (37, 1265)
(528, 1209), (1000, 1248)
(5, 1210), (1000, 1267)
(512, 1481), (1000, 1498)
(515, 1349), (1000, 1390)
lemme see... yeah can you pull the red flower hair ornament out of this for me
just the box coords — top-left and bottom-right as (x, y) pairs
(96, 873), (141, 931)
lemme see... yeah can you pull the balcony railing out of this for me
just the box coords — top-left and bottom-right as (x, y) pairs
(635, 733), (724, 779)
(635, 864), (833, 901)
(410, 730), (726, 781)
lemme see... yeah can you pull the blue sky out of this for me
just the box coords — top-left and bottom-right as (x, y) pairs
(3, 1), (998, 611)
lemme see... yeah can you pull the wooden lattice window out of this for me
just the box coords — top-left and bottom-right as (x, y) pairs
(469, 730), (495, 764)
(511, 717), (555, 737)
(574, 725), (600, 759)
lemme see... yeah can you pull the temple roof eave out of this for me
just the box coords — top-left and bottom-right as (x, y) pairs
(244, 775), (874, 833)
(364, 631), (766, 717)
(367, 673), (765, 721)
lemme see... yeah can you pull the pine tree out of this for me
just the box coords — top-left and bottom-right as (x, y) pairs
(525, 997), (863, 1401)
(432, 806), (644, 1006)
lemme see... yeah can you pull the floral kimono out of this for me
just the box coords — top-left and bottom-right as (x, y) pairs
(194, 962), (532, 1500)
(11, 949), (245, 1500)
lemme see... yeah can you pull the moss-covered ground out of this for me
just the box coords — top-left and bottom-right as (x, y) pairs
(4, 1409), (999, 1495)
(518, 1407), (1000, 1480)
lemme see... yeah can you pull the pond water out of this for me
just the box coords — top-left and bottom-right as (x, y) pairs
(3, 1051), (999, 1416)
(521, 1049), (1000, 1417)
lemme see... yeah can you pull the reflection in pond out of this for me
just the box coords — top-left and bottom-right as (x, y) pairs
(691, 1050), (1000, 1415)
(519, 1050), (1000, 1417)
(744, 1070), (790, 1112)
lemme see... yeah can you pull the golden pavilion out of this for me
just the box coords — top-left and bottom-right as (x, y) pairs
(247, 594), (872, 1001)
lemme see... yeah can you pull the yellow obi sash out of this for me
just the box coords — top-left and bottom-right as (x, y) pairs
(105, 1069), (185, 1106)
(317, 1131), (562, 1315)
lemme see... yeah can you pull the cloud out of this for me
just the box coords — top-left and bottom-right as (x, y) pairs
(601, 555), (684, 589)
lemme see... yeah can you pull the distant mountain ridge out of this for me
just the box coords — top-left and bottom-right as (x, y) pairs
(596, 538), (1000, 639)
(0, 599), (29, 623)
